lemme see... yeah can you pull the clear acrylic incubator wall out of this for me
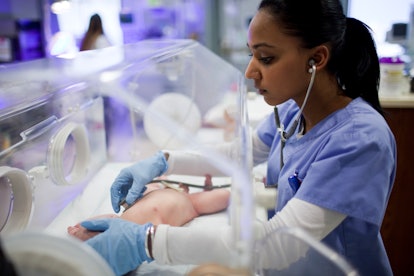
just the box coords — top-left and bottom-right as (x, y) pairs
(0, 39), (254, 272)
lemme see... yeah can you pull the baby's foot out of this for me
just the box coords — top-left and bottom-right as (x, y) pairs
(67, 224), (99, 241)
(67, 214), (118, 241)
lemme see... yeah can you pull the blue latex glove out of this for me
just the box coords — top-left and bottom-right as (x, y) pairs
(111, 151), (168, 213)
(81, 218), (152, 276)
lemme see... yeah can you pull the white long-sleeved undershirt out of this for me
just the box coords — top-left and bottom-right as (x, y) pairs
(154, 132), (346, 265)
(153, 198), (345, 265)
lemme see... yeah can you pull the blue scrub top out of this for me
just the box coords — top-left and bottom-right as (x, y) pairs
(257, 98), (396, 275)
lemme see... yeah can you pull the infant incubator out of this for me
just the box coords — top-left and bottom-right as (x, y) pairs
(0, 39), (356, 276)
(0, 39), (254, 275)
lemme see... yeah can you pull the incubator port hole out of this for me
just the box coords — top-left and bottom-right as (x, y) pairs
(62, 135), (76, 177)
(0, 176), (13, 232)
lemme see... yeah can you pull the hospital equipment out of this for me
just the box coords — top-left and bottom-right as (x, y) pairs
(0, 39), (253, 275)
(120, 179), (232, 211)
(152, 178), (231, 189)
(0, 38), (355, 275)
(2, 231), (114, 275)
(268, 59), (316, 186)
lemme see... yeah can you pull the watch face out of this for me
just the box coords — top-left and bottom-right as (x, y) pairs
(0, 175), (13, 232)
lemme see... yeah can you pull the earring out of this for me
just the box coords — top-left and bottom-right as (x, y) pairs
(337, 77), (346, 90)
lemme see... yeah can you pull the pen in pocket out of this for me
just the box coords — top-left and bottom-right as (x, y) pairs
(288, 170), (302, 193)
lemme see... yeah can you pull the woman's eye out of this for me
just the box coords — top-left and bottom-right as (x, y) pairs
(259, 57), (274, 64)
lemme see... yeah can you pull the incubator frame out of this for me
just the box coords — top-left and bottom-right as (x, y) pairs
(0, 39), (254, 272)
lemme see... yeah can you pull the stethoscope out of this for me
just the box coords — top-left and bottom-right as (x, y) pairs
(120, 179), (232, 211)
(268, 59), (316, 189)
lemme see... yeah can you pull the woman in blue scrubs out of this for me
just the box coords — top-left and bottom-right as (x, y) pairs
(81, 0), (396, 275)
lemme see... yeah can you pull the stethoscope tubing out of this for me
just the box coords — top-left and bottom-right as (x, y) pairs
(274, 63), (316, 169)
(150, 179), (231, 190)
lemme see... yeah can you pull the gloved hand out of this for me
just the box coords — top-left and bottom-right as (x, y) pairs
(111, 151), (168, 213)
(81, 218), (152, 276)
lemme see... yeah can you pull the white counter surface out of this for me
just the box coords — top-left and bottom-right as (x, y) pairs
(380, 94), (414, 108)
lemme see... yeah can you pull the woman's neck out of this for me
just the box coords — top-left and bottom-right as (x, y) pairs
(301, 78), (352, 133)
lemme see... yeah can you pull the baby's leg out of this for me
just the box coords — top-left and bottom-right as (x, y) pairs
(67, 214), (118, 241)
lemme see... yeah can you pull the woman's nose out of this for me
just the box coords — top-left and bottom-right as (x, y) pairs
(245, 61), (260, 80)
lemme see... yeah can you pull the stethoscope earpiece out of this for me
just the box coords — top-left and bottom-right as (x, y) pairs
(308, 59), (316, 66)
(308, 59), (316, 74)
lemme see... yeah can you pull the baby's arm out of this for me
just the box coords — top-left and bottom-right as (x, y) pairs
(188, 189), (230, 215)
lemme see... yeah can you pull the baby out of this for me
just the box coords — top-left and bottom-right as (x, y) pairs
(68, 179), (231, 241)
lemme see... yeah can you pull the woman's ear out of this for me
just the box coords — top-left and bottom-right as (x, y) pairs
(309, 45), (330, 70)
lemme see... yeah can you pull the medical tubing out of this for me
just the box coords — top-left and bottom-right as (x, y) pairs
(287, 63), (316, 139)
(150, 179), (231, 190)
(297, 64), (316, 123)
(274, 64), (316, 169)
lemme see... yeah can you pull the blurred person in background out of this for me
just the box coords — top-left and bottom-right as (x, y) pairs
(80, 14), (111, 51)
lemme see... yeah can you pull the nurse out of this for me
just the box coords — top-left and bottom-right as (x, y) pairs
(81, 0), (396, 275)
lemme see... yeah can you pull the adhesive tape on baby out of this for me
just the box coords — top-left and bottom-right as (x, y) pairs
(144, 93), (201, 149)
(47, 122), (90, 186)
(2, 232), (114, 276)
(0, 166), (34, 234)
